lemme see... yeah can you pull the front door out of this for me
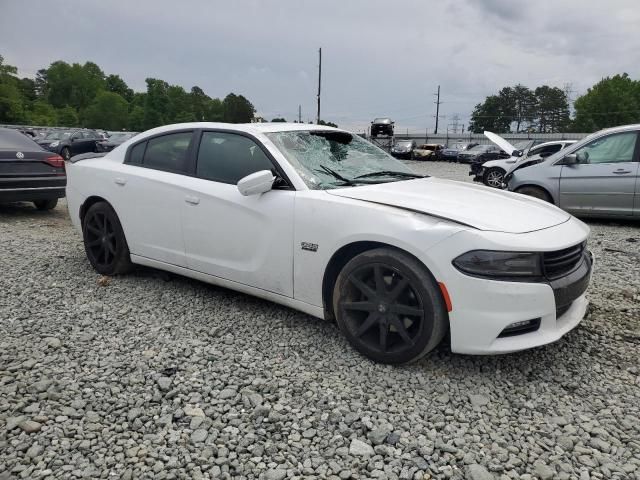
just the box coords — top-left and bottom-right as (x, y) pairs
(559, 131), (639, 216)
(181, 130), (295, 296)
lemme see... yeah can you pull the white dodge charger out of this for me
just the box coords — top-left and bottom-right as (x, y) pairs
(66, 123), (593, 364)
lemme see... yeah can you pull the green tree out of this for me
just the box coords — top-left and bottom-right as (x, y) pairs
(206, 97), (224, 121)
(128, 105), (145, 131)
(318, 119), (338, 128)
(573, 74), (640, 132)
(143, 78), (170, 129)
(534, 86), (570, 133)
(83, 91), (129, 130)
(56, 106), (78, 127)
(468, 95), (511, 133)
(29, 100), (57, 125)
(167, 85), (195, 123)
(0, 56), (25, 123)
(105, 74), (134, 102)
(222, 93), (255, 123)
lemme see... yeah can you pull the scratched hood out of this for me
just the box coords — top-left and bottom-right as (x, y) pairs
(327, 177), (570, 233)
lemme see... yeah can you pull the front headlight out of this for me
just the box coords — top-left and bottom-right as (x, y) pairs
(453, 250), (542, 279)
(50, 141), (60, 148)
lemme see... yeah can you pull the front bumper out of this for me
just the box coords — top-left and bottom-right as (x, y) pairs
(446, 251), (592, 354)
(468, 163), (485, 181)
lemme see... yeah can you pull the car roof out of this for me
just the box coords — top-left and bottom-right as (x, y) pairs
(132, 122), (342, 138)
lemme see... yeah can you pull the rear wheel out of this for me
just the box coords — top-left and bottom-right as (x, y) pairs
(516, 185), (553, 203)
(82, 202), (133, 275)
(333, 248), (448, 364)
(483, 167), (505, 188)
(33, 199), (58, 211)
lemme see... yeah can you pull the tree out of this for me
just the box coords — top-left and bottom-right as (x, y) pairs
(128, 105), (145, 131)
(468, 95), (511, 133)
(56, 106), (78, 127)
(573, 74), (640, 132)
(143, 78), (170, 129)
(318, 119), (338, 128)
(534, 86), (570, 133)
(28, 101), (56, 126)
(0, 56), (25, 123)
(271, 117), (287, 122)
(83, 91), (129, 130)
(222, 93), (255, 123)
(106, 74), (134, 103)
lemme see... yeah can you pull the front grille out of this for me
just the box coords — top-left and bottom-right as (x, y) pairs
(543, 242), (585, 279)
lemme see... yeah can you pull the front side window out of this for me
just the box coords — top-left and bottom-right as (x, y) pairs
(143, 132), (193, 173)
(196, 132), (275, 184)
(573, 132), (638, 164)
(266, 130), (416, 190)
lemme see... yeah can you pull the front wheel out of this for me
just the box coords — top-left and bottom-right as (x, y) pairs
(483, 167), (505, 188)
(333, 248), (448, 364)
(82, 202), (133, 275)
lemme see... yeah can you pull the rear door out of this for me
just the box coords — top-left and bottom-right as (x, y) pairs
(109, 130), (196, 266)
(559, 131), (639, 216)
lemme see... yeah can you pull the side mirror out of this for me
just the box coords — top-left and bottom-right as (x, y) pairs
(563, 153), (578, 165)
(576, 151), (589, 163)
(237, 170), (275, 196)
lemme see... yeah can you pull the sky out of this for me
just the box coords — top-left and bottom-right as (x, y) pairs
(1, 0), (639, 132)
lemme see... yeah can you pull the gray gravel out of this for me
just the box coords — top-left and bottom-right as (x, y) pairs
(1, 162), (639, 480)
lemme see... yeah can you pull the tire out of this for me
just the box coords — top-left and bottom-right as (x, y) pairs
(516, 186), (553, 203)
(33, 198), (58, 210)
(333, 248), (448, 364)
(61, 147), (71, 161)
(483, 167), (505, 188)
(82, 201), (133, 275)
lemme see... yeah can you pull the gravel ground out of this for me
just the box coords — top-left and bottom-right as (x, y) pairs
(1, 162), (639, 480)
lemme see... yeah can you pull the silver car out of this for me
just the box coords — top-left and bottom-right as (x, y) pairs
(507, 124), (640, 218)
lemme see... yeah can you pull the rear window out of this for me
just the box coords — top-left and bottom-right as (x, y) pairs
(0, 129), (43, 151)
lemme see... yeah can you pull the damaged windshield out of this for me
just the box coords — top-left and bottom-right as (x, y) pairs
(266, 130), (423, 189)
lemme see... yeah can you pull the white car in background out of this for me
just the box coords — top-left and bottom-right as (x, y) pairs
(66, 123), (592, 364)
(475, 132), (576, 188)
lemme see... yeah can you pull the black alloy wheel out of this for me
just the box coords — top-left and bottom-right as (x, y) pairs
(333, 248), (447, 364)
(82, 202), (132, 275)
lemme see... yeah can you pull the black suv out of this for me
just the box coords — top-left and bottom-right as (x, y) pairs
(370, 118), (394, 137)
(36, 129), (102, 161)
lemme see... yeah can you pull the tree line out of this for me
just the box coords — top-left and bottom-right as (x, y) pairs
(0, 54), (256, 131)
(468, 74), (640, 134)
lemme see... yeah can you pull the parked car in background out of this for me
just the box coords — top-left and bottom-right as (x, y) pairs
(67, 122), (592, 364)
(507, 124), (640, 218)
(440, 142), (478, 162)
(473, 137), (576, 188)
(414, 144), (444, 160)
(390, 139), (417, 159)
(37, 129), (102, 160)
(457, 144), (508, 164)
(370, 118), (394, 137)
(0, 127), (65, 210)
(97, 132), (138, 152)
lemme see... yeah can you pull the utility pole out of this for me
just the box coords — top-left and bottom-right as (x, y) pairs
(316, 48), (322, 124)
(298, 104), (302, 123)
(433, 85), (442, 134)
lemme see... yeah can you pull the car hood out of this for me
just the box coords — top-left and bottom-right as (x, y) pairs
(484, 131), (517, 155)
(326, 177), (570, 233)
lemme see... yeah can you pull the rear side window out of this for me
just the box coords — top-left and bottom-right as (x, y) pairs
(128, 141), (146, 165)
(142, 132), (193, 173)
(196, 132), (274, 184)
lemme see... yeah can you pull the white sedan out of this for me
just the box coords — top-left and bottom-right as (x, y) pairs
(66, 123), (593, 364)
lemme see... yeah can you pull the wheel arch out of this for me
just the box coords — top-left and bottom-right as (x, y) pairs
(514, 183), (557, 204)
(79, 195), (111, 223)
(321, 240), (446, 322)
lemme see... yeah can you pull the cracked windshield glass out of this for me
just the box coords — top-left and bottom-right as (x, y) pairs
(266, 130), (422, 189)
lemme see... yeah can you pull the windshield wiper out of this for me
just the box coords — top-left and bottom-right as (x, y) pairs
(354, 170), (426, 180)
(315, 165), (357, 185)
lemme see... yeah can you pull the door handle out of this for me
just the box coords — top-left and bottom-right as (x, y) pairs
(114, 177), (126, 186)
(612, 169), (631, 174)
(185, 196), (200, 205)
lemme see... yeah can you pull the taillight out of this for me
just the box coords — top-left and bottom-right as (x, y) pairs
(45, 155), (65, 169)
